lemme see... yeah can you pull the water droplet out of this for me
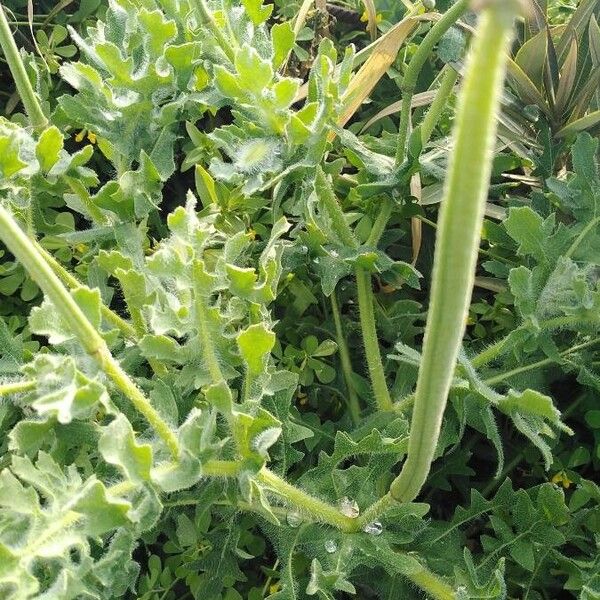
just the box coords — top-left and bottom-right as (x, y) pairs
(362, 521), (383, 536)
(324, 540), (337, 554)
(339, 497), (360, 518)
(286, 511), (302, 528)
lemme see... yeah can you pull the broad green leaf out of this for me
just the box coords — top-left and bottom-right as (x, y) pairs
(241, 0), (273, 25)
(237, 323), (276, 375)
(99, 415), (153, 484)
(235, 45), (274, 95)
(36, 126), (64, 173)
(271, 22), (295, 69)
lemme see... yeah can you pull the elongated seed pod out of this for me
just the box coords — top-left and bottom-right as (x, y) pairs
(390, 0), (522, 503)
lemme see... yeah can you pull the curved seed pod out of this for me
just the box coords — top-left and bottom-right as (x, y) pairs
(390, 0), (523, 503)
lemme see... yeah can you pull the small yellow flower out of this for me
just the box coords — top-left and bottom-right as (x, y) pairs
(269, 583), (281, 594)
(75, 243), (88, 254)
(87, 131), (97, 144)
(360, 10), (383, 24)
(551, 471), (573, 489)
(74, 130), (86, 143)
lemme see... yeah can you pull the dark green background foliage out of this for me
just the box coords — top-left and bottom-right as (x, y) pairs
(0, 0), (598, 599)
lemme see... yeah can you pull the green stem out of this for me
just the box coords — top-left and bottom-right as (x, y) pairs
(565, 216), (600, 259)
(108, 460), (239, 497)
(356, 491), (396, 530)
(0, 379), (36, 396)
(420, 64), (459, 144)
(0, 207), (180, 458)
(330, 292), (362, 424)
(190, 0), (236, 63)
(367, 198), (393, 247)
(0, 4), (47, 130)
(398, 337), (599, 414)
(395, 391), (415, 413)
(257, 468), (357, 532)
(317, 167), (358, 249)
(194, 294), (224, 383)
(472, 315), (599, 368)
(367, 67), (459, 260)
(390, 1), (520, 503)
(395, 0), (469, 166)
(355, 267), (393, 411)
(64, 176), (111, 226)
(316, 168), (393, 412)
(484, 337), (599, 386)
(33, 240), (138, 341)
(406, 566), (456, 600)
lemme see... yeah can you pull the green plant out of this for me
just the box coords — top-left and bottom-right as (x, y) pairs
(507, 0), (600, 140)
(0, 0), (598, 598)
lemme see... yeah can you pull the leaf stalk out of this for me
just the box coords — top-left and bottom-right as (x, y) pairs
(390, 0), (519, 503)
(395, 0), (469, 166)
(0, 4), (47, 130)
(0, 207), (180, 458)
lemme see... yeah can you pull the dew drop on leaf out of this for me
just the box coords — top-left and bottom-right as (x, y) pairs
(286, 511), (302, 528)
(339, 497), (360, 518)
(324, 540), (337, 554)
(362, 521), (383, 536)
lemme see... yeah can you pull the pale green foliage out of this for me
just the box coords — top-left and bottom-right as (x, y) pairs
(0, 1), (596, 599)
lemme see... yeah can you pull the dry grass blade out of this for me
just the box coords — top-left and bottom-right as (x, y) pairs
(336, 17), (420, 129)
(410, 172), (422, 266)
(27, 0), (49, 71)
(361, 0), (378, 41)
(293, 0), (316, 36)
(361, 90), (436, 131)
(42, 0), (75, 27)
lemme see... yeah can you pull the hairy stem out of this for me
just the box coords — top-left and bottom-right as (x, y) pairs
(472, 315), (600, 368)
(0, 207), (180, 458)
(193, 292), (224, 383)
(107, 460), (240, 497)
(367, 198), (393, 247)
(420, 64), (459, 144)
(355, 267), (393, 411)
(484, 337), (599, 386)
(0, 379), (36, 396)
(366, 64), (461, 271)
(0, 4), (47, 130)
(356, 491), (396, 530)
(395, 0), (469, 166)
(317, 167), (358, 249)
(406, 566), (456, 600)
(330, 292), (362, 424)
(33, 240), (138, 341)
(190, 0), (236, 63)
(317, 168), (393, 411)
(390, 1), (520, 503)
(258, 468), (357, 532)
